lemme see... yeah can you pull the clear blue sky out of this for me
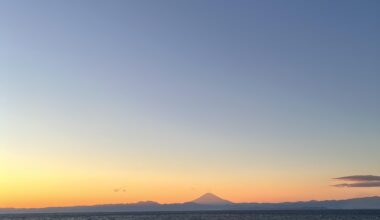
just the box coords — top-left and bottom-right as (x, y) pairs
(1, 0), (379, 207)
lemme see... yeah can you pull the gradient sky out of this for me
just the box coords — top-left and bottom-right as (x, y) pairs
(1, 0), (380, 208)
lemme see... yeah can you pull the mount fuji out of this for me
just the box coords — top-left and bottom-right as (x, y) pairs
(191, 193), (233, 205)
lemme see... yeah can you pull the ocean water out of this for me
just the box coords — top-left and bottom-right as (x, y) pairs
(1, 210), (380, 220)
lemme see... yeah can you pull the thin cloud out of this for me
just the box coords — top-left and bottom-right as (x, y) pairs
(333, 181), (380, 188)
(333, 175), (380, 188)
(334, 175), (380, 182)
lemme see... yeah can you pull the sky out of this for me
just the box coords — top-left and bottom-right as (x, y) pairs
(1, 0), (380, 208)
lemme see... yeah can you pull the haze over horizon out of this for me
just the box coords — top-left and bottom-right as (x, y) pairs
(2, 0), (380, 208)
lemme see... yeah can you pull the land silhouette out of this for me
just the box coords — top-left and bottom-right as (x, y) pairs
(1, 193), (380, 214)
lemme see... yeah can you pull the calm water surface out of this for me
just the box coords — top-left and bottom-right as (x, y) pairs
(1, 210), (380, 220)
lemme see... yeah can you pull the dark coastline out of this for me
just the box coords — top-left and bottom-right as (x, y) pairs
(1, 209), (380, 218)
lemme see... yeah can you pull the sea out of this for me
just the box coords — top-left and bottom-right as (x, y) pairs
(1, 210), (380, 220)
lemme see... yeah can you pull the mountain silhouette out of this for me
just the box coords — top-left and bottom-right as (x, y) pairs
(1, 196), (380, 214)
(191, 193), (232, 205)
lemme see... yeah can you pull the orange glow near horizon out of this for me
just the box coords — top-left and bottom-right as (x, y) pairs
(2, 161), (379, 209)
(2, 143), (380, 209)
(1, 146), (380, 208)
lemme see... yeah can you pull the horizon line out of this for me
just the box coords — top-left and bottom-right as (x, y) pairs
(2, 195), (380, 210)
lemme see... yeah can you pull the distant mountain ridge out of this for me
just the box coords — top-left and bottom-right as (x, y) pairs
(1, 194), (380, 214)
